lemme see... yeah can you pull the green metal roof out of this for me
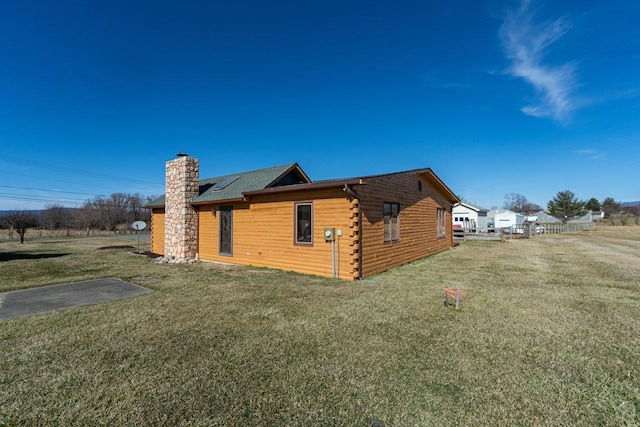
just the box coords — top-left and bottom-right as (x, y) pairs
(146, 163), (308, 207)
(145, 162), (458, 208)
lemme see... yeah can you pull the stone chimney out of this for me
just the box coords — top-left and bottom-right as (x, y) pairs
(164, 154), (199, 260)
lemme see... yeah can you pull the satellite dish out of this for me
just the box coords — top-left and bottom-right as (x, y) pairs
(132, 221), (147, 231)
(131, 221), (147, 253)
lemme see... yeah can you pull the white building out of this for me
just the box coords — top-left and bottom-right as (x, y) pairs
(453, 202), (489, 232)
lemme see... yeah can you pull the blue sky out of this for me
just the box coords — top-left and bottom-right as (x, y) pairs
(1, 0), (638, 211)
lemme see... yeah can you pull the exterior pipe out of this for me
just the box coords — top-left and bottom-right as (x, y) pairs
(331, 239), (336, 278)
(343, 184), (358, 200)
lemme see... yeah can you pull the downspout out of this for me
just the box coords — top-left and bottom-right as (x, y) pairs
(343, 184), (363, 280)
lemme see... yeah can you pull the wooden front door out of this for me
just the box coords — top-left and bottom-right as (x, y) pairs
(219, 207), (233, 256)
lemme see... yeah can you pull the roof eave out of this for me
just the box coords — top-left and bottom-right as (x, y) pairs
(455, 201), (488, 212)
(415, 169), (459, 203)
(191, 197), (246, 206)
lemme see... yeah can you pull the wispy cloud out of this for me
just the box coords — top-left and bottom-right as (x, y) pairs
(575, 149), (606, 160)
(500, 0), (578, 122)
(429, 82), (471, 90)
(420, 70), (471, 90)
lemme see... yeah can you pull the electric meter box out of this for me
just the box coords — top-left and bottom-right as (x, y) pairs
(324, 227), (336, 241)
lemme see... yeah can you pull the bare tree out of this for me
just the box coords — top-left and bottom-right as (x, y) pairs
(128, 193), (147, 223)
(74, 200), (100, 236)
(110, 193), (132, 232)
(41, 204), (72, 231)
(83, 193), (153, 233)
(503, 193), (542, 216)
(616, 212), (629, 226)
(1, 210), (40, 244)
(627, 205), (640, 225)
(93, 196), (121, 232)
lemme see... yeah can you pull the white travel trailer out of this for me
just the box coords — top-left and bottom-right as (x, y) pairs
(493, 210), (525, 232)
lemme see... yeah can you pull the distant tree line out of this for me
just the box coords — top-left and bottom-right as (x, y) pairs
(0, 193), (157, 243)
(503, 192), (640, 225)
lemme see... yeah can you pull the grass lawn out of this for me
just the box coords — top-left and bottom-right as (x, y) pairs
(1, 227), (639, 426)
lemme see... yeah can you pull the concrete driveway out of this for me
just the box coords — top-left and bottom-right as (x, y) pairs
(0, 278), (152, 321)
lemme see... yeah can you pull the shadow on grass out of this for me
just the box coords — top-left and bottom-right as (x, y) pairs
(0, 253), (70, 262)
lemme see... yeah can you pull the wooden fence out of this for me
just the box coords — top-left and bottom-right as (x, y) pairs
(2, 228), (151, 241)
(453, 222), (596, 241)
(534, 222), (596, 234)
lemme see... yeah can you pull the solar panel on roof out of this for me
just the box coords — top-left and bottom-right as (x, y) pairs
(212, 175), (239, 191)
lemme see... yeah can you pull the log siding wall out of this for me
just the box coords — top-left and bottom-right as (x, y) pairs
(197, 188), (359, 279)
(150, 209), (165, 254)
(149, 169), (455, 279)
(355, 171), (454, 277)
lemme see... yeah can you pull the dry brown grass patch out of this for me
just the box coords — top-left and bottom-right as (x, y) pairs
(0, 228), (638, 425)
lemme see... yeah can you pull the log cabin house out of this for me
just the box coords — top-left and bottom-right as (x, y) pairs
(147, 154), (459, 280)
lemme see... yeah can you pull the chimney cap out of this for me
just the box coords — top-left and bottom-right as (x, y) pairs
(176, 153), (189, 157)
